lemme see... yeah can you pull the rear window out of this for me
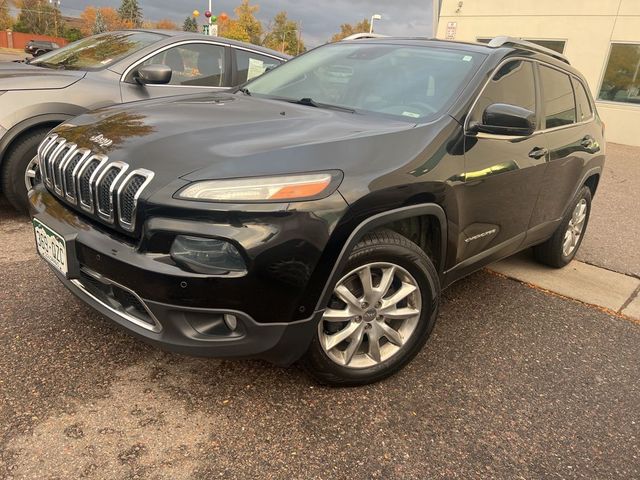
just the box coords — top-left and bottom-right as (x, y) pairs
(539, 65), (576, 128)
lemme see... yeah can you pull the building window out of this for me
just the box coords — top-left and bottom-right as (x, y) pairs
(477, 37), (566, 54)
(598, 43), (640, 105)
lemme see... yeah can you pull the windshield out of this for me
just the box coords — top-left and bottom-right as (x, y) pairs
(244, 42), (486, 121)
(30, 31), (165, 71)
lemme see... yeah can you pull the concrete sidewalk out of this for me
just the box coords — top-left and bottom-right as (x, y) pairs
(489, 251), (640, 321)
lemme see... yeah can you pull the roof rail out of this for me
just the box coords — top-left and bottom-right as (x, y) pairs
(342, 33), (389, 41)
(487, 36), (570, 64)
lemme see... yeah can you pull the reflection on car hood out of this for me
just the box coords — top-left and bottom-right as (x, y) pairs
(0, 62), (86, 90)
(53, 92), (418, 188)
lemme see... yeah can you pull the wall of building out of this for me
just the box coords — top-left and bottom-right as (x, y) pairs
(0, 30), (68, 50)
(436, 0), (640, 146)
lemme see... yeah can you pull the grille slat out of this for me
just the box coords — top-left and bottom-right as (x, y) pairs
(37, 136), (153, 233)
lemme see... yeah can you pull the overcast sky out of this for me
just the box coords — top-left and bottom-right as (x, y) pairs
(55, 0), (434, 47)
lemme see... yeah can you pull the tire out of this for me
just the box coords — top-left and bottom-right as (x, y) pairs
(1, 127), (50, 214)
(302, 229), (440, 387)
(533, 186), (592, 268)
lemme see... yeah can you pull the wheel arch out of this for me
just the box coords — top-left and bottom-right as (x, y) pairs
(314, 203), (447, 313)
(584, 172), (600, 197)
(0, 114), (73, 167)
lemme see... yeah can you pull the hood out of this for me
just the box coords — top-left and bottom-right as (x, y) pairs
(53, 92), (422, 189)
(0, 62), (86, 90)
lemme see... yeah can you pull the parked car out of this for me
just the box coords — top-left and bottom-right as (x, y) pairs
(29, 36), (605, 386)
(24, 39), (60, 57)
(0, 30), (289, 213)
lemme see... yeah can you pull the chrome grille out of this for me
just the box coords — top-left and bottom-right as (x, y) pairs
(37, 135), (154, 232)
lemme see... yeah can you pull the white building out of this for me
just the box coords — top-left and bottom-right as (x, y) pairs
(435, 0), (640, 146)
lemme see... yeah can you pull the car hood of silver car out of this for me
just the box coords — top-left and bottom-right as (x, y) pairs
(0, 62), (86, 90)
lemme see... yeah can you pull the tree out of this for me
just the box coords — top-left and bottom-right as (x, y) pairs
(154, 19), (177, 30)
(13, 0), (63, 36)
(219, 18), (250, 42)
(118, 0), (142, 29)
(263, 11), (304, 56)
(182, 16), (198, 33)
(330, 18), (371, 42)
(80, 6), (121, 37)
(0, 0), (13, 30)
(234, 0), (262, 45)
(93, 9), (107, 35)
(63, 27), (82, 42)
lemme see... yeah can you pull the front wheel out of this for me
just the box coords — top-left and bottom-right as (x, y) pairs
(534, 186), (592, 268)
(302, 229), (440, 386)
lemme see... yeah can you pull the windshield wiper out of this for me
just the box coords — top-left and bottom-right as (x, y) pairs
(288, 97), (355, 113)
(32, 61), (65, 70)
(238, 87), (251, 96)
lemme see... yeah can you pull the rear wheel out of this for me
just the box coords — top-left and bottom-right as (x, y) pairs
(303, 229), (440, 386)
(1, 127), (50, 214)
(534, 186), (592, 268)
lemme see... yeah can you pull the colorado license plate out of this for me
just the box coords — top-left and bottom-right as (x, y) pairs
(33, 218), (68, 275)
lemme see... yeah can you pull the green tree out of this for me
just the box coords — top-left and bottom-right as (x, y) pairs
(13, 0), (62, 36)
(63, 27), (83, 42)
(182, 16), (198, 32)
(234, 0), (262, 45)
(93, 9), (107, 35)
(118, 0), (142, 29)
(263, 11), (304, 55)
(330, 18), (371, 42)
(0, 0), (13, 30)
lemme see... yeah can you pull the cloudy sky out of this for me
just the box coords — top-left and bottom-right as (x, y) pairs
(56, 0), (434, 47)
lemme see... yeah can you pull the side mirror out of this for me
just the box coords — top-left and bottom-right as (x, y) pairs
(135, 64), (172, 85)
(470, 103), (536, 136)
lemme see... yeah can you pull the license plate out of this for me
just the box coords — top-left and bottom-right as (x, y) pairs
(33, 218), (68, 275)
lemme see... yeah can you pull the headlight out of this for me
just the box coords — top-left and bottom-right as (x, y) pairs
(170, 235), (246, 274)
(176, 172), (340, 202)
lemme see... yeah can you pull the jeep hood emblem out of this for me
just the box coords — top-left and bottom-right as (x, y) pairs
(90, 133), (114, 148)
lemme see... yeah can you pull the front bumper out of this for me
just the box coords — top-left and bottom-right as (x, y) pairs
(28, 186), (335, 365)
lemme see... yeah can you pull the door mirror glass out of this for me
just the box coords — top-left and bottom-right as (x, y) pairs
(472, 103), (536, 136)
(136, 64), (172, 85)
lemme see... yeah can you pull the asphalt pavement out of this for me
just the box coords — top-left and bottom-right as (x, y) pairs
(576, 142), (640, 277)
(1, 199), (639, 479)
(0, 50), (27, 63)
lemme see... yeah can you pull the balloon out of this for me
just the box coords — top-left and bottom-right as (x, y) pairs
(219, 12), (229, 21)
(192, 10), (200, 17)
(211, 15), (217, 22)
(205, 10), (212, 18)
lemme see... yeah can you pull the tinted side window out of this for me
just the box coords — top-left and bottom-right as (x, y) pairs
(235, 50), (282, 84)
(471, 60), (536, 124)
(539, 65), (576, 128)
(142, 43), (226, 87)
(572, 78), (593, 122)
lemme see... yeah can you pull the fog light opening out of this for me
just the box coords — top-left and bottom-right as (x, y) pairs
(170, 235), (246, 275)
(224, 314), (238, 332)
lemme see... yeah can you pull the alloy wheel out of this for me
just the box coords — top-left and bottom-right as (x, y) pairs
(318, 262), (422, 369)
(24, 156), (40, 191)
(562, 198), (588, 256)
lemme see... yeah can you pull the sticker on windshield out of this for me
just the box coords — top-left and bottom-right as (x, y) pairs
(402, 111), (421, 118)
(247, 58), (267, 80)
(462, 55), (473, 62)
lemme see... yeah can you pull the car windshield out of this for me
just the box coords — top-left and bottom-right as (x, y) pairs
(244, 42), (486, 121)
(30, 31), (165, 71)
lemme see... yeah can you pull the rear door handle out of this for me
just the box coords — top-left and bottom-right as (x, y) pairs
(528, 147), (548, 160)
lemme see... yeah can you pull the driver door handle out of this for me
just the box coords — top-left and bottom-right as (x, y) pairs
(581, 135), (594, 148)
(528, 147), (548, 160)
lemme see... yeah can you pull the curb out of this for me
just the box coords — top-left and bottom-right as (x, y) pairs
(487, 252), (640, 322)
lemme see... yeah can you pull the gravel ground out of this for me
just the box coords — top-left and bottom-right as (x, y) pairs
(576, 142), (640, 277)
(1, 200), (639, 479)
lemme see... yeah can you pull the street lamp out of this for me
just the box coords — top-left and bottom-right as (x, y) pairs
(370, 14), (382, 33)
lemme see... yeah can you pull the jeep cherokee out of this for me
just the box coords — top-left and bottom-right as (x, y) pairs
(28, 37), (605, 386)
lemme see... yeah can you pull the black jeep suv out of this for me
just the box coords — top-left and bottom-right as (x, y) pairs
(29, 37), (605, 385)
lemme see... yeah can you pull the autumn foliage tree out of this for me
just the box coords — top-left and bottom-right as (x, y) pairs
(154, 19), (177, 30)
(80, 6), (121, 37)
(0, 0), (13, 30)
(263, 11), (304, 55)
(331, 18), (371, 42)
